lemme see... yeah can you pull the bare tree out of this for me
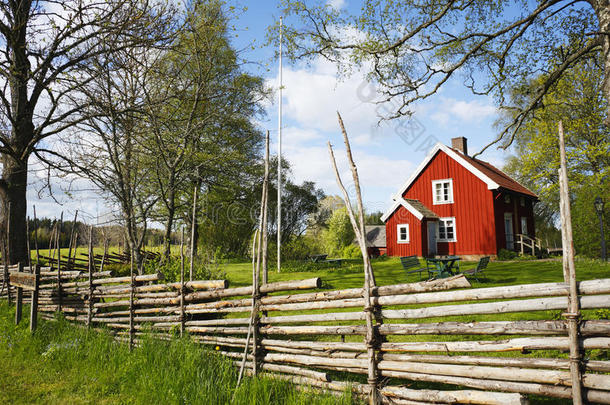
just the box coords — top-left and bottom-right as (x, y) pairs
(0, 0), (175, 263)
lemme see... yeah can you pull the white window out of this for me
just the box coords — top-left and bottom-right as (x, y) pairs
(397, 224), (410, 243)
(437, 217), (456, 242)
(432, 179), (453, 205)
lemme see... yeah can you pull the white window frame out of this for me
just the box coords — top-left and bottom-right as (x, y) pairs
(397, 224), (410, 244)
(432, 179), (454, 205)
(437, 217), (457, 242)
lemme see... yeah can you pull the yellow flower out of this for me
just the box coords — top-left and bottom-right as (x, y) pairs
(215, 346), (220, 351)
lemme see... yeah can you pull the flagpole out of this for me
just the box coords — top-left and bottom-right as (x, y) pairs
(277, 16), (283, 274)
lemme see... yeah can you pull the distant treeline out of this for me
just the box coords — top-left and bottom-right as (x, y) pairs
(27, 218), (174, 250)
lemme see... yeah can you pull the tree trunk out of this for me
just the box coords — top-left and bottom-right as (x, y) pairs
(595, 2), (610, 123)
(163, 201), (174, 261)
(0, 156), (28, 264)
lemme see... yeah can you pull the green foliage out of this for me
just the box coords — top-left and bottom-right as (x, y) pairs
(497, 249), (518, 261)
(323, 207), (355, 255)
(503, 56), (610, 258)
(274, 0), (603, 151)
(0, 302), (354, 404)
(341, 244), (362, 259)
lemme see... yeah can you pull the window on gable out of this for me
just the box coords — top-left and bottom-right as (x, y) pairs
(397, 224), (409, 243)
(432, 179), (453, 205)
(437, 217), (456, 242)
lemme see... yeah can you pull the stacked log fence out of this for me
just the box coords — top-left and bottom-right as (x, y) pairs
(2, 263), (610, 404)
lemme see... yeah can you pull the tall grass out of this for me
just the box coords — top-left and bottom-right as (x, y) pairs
(0, 302), (357, 404)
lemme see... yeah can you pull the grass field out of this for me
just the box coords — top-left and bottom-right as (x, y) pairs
(220, 256), (610, 289)
(0, 302), (356, 404)
(5, 254), (608, 403)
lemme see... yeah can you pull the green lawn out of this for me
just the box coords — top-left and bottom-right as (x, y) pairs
(220, 256), (610, 289)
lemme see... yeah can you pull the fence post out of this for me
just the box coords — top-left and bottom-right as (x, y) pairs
(558, 121), (583, 405)
(2, 239), (10, 304)
(87, 226), (94, 327)
(180, 227), (185, 338)
(129, 248), (135, 351)
(330, 113), (382, 404)
(15, 262), (23, 325)
(56, 212), (63, 313)
(30, 264), (40, 332)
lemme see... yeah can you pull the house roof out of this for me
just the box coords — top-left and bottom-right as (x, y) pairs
(380, 197), (439, 222)
(454, 149), (537, 198)
(380, 142), (538, 222)
(365, 225), (386, 247)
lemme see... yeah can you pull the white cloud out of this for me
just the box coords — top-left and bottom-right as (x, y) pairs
(430, 97), (497, 125)
(327, 0), (347, 10)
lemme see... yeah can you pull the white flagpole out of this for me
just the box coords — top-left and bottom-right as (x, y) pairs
(277, 17), (283, 273)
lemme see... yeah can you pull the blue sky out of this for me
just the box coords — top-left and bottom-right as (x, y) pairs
(230, 0), (509, 214)
(29, 0), (512, 222)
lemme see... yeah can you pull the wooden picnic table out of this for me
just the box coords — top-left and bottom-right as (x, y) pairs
(426, 256), (461, 279)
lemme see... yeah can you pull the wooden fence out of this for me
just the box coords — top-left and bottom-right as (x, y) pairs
(2, 262), (610, 404)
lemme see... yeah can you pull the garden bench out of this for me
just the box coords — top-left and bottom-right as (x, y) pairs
(309, 254), (328, 263)
(400, 255), (429, 280)
(462, 256), (490, 282)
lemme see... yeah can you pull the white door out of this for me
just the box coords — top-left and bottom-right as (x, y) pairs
(427, 221), (437, 256)
(504, 213), (514, 250)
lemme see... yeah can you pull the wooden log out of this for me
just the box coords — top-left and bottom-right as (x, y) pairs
(380, 337), (610, 353)
(183, 277), (321, 302)
(233, 360), (329, 382)
(379, 353), (610, 373)
(260, 278), (610, 312)
(378, 370), (610, 404)
(378, 319), (610, 336)
(380, 386), (527, 405)
(381, 294), (610, 320)
(558, 120), (583, 405)
(92, 273), (162, 286)
(258, 294), (610, 325)
(376, 360), (610, 390)
(262, 351), (610, 392)
(97, 279), (227, 294)
(179, 276), (470, 314)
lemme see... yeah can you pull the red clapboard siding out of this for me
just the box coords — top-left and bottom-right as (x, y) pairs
(493, 190), (536, 252)
(385, 206), (423, 257)
(400, 150), (497, 256)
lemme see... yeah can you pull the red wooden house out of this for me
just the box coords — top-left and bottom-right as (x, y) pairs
(381, 137), (537, 259)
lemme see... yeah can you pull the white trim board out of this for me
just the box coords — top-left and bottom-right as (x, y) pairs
(381, 143), (500, 221)
(381, 196), (426, 222)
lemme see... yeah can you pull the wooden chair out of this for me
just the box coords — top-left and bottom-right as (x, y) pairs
(462, 256), (490, 282)
(400, 255), (429, 280)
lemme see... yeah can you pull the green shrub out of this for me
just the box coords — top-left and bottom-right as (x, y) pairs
(497, 249), (518, 261)
(341, 244), (361, 259)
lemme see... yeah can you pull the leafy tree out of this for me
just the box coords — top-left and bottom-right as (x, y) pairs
(275, 1), (606, 154)
(144, 0), (267, 259)
(503, 56), (610, 257)
(0, 0), (175, 263)
(323, 207), (355, 255)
